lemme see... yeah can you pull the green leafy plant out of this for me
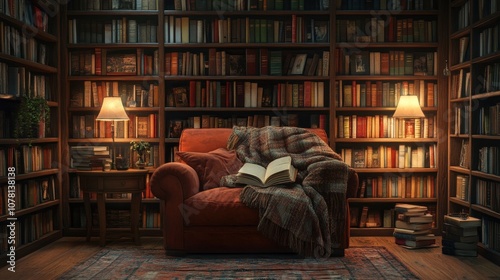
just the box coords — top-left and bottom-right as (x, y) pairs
(130, 140), (151, 155)
(14, 95), (51, 139)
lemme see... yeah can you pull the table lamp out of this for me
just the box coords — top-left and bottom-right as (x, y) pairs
(393, 95), (425, 138)
(96, 97), (129, 169)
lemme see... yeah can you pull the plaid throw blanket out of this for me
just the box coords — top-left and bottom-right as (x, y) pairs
(221, 126), (349, 258)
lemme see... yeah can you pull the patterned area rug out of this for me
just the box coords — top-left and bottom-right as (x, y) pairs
(59, 246), (418, 279)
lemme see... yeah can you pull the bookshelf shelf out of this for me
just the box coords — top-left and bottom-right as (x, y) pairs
(448, 0), (500, 265)
(334, 0), (445, 236)
(163, 11), (331, 16)
(0, 14), (58, 42)
(349, 198), (437, 203)
(0, 53), (58, 73)
(0, 0), (62, 264)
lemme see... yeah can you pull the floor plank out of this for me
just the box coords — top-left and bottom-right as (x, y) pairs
(0, 236), (499, 279)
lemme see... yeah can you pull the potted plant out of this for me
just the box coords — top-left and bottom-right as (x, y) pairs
(130, 140), (151, 169)
(14, 95), (50, 139)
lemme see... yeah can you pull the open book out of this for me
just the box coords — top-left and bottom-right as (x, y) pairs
(235, 156), (297, 188)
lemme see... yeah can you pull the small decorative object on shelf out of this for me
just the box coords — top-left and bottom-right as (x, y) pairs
(115, 155), (128, 170)
(130, 140), (151, 169)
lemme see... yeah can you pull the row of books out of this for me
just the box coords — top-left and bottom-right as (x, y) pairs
(164, 16), (329, 44)
(477, 22), (499, 58)
(71, 113), (157, 139)
(442, 214), (481, 257)
(168, 113), (326, 135)
(0, 64), (51, 99)
(339, 0), (436, 10)
(165, 50), (329, 77)
(69, 48), (159, 76)
(69, 204), (160, 229)
(350, 203), (436, 230)
(70, 81), (159, 108)
(166, 0), (329, 11)
(337, 115), (437, 139)
(0, 177), (56, 215)
(481, 217), (500, 253)
(477, 63), (500, 95)
(0, 145), (53, 176)
(0, 209), (54, 254)
(358, 175), (435, 199)
(0, 21), (48, 65)
(393, 204), (436, 249)
(450, 69), (471, 99)
(0, 0), (51, 32)
(477, 146), (499, 175)
(68, 18), (158, 44)
(452, 105), (470, 135)
(166, 81), (325, 109)
(341, 144), (437, 169)
(337, 80), (437, 108)
(477, 0), (500, 20)
(336, 18), (436, 43)
(336, 50), (437, 77)
(458, 104), (500, 137)
(475, 179), (500, 212)
(454, 175), (469, 201)
(456, 1), (470, 30)
(68, 0), (158, 10)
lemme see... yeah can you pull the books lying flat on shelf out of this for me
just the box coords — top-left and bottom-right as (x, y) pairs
(394, 203), (428, 213)
(443, 215), (481, 228)
(441, 239), (478, 251)
(442, 246), (478, 257)
(443, 223), (478, 237)
(393, 232), (436, 241)
(393, 228), (431, 235)
(235, 156), (297, 188)
(395, 220), (432, 231)
(396, 238), (436, 249)
(397, 213), (433, 223)
(442, 231), (479, 243)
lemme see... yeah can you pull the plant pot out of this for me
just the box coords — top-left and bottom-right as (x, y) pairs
(135, 154), (146, 169)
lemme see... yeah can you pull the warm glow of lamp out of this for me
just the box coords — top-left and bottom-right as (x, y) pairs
(393, 95), (425, 138)
(96, 97), (129, 169)
(393, 95), (425, 118)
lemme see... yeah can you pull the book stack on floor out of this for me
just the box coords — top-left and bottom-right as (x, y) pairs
(393, 203), (437, 249)
(442, 214), (481, 257)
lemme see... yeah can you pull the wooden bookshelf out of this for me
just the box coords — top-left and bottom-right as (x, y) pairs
(60, 0), (163, 237)
(0, 0), (62, 265)
(447, 0), (500, 265)
(333, 0), (448, 236)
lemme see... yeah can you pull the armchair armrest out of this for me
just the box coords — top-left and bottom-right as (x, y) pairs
(150, 162), (200, 201)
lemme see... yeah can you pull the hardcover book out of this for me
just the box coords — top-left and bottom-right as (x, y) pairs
(444, 215), (481, 228)
(235, 156), (297, 188)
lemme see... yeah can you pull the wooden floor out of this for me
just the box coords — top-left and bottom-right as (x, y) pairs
(1, 236), (499, 279)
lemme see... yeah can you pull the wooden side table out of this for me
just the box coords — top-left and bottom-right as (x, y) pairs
(77, 169), (149, 246)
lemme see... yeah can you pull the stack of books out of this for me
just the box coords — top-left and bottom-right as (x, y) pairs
(442, 214), (481, 257)
(70, 146), (111, 170)
(393, 203), (437, 249)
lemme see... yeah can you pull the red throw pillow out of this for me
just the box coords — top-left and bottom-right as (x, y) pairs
(177, 148), (243, 190)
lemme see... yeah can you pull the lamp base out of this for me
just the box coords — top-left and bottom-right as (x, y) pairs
(405, 120), (415, 138)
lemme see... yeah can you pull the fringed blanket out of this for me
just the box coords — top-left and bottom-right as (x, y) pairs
(221, 126), (349, 258)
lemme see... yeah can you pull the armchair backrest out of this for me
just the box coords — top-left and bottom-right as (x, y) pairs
(178, 127), (329, 153)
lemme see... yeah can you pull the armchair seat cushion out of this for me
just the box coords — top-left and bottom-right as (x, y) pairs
(184, 187), (259, 226)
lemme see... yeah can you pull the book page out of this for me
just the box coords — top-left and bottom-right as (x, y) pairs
(237, 162), (266, 184)
(264, 156), (292, 181)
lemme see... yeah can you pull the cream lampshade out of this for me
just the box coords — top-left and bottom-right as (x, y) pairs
(393, 95), (425, 118)
(96, 97), (129, 169)
(393, 95), (425, 138)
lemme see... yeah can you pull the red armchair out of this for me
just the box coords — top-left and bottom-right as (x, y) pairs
(150, 128), (358, 256)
